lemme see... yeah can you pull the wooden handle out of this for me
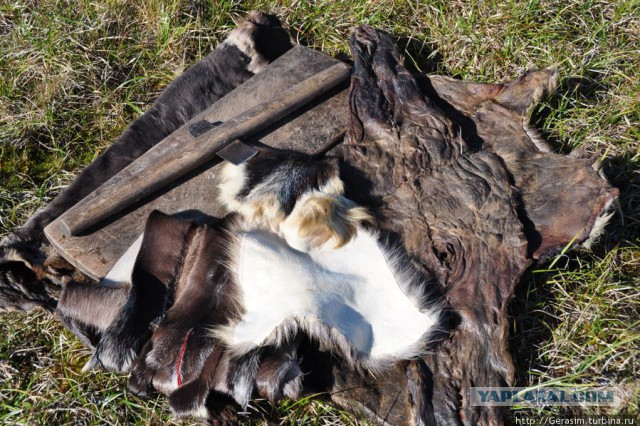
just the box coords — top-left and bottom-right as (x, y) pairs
(57, 62), (351, 236)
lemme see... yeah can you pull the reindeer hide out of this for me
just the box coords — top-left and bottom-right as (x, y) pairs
(326, 26), (618, 425)
(0, 11), (293, 313)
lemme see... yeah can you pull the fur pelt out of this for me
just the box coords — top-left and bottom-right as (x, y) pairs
(214, 154), (445, 371)
(329, 25), (619, 425)
(60, 150), (445, 420)
(19, 11), (293, 243)
(0, 233), (87, 313)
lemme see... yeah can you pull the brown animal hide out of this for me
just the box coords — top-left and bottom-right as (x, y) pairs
(124, 212), (246, 422)
(59, 211), (248, 422)
(424, 71), (617, 259)
(327, 26), (618, 425)
(0, 233), (86, 312)
(59, 146), (446, 422)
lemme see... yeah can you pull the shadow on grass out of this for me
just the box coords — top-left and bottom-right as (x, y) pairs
(600, 154), (640, 248)
(394, 34), (443, 75)
(530, 73), (611, 155)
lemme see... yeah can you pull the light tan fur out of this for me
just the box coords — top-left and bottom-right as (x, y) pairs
(218, 163), (287, 232)
(218, 160), (373, 249)
(522, 68), (558, 153)
(285, 192), (373, 249)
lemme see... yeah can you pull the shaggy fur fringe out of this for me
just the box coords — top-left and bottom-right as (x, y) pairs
(215, 229), (445, 374)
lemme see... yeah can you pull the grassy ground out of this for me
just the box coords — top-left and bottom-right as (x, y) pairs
(1, 0), (638, 424)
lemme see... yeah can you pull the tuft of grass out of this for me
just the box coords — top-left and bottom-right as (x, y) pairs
(1, 0), (639, 424)
(0, 311), (195, 425)
(509, 245), (640, 419)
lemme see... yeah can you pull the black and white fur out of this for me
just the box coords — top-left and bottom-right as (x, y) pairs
(214, 152), (445, 374)
(67, 149), (444, 420)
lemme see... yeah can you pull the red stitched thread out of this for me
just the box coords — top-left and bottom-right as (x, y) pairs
(176, 328), (192, 387)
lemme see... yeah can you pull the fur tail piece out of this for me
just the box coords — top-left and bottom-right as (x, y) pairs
(225, 11), (294, 74)
(168, 379), (212, 420)
(284, 192), (373, 249)
(0, 263), (59, 312)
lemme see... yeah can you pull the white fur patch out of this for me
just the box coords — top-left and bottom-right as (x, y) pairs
(218, 162), (247, 213)
(217, 227), (440, 364)
(582, 197), (616, 249)
(218, 162), (286, 231)
(102, 234), (143, 286)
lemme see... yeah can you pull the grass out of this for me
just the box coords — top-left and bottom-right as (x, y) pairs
(1, 0), (638, 424)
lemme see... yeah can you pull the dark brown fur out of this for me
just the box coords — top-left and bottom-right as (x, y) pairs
(127, 214), (241, 419)
(329, 26), (618, 425)
(81, 211), (197, 372)
(255, 341), (304, 403)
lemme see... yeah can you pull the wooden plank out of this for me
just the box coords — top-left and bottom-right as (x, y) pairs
(57, 62), (350, 237)
(44, 46), (349, 280)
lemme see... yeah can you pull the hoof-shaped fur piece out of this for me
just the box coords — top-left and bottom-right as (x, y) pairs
(256, 352), (304, 403)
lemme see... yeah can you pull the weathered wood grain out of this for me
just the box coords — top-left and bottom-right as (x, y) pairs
(57, 62), (350, 237)
(44, 46), (349, 280)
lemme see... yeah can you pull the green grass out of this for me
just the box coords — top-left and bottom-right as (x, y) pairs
(1, 0), (639, 424)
